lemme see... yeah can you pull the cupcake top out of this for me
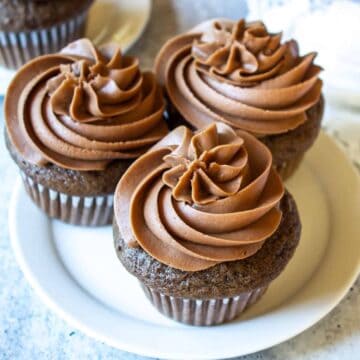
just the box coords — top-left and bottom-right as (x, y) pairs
(5, 39), (168, 171)
(115, 123), (284, 272)
(155, 18), (323, 135)
(0, 0), (93, 31)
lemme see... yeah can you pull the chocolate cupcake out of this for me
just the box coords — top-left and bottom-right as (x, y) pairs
(113, 123), (301, 326)
(5, 39), (168, 226)
(155, 18), (324, 179)
(0, 0), (94, 69)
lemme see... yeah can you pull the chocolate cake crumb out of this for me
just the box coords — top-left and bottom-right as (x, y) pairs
(114, 191), (301, 299)
(0, 0), (93, 31)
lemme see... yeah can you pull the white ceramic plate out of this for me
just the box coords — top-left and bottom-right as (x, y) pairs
(9, 131), (360, 360)
(0, 0), (151, 95)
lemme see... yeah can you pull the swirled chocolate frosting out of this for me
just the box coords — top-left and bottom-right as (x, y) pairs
(115, 123), (284, 271)
(5, 39), (167, 171)
(155, 19), (323, 135)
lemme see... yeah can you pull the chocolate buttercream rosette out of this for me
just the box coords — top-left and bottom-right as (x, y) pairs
(113, 123), (302, 325)
(155, 18), (324, 179)
(5, 39), (168, 226)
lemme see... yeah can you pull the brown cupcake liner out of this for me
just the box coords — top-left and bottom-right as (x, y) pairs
(275, 153), (304, 181)
(141, 284), (268, 326)
(20, 172), (113, 226)
(0, 9), (88, 69)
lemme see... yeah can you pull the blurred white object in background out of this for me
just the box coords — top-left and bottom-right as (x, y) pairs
(248, 0), (360, 108)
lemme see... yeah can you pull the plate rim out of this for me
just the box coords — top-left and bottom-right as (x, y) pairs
(8, 131), (360, 360)
(87, 0), (152, 52)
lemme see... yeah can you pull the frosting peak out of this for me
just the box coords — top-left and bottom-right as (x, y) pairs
(163, 124), (248, 205)
(47, 44), (142, 122)
(5, 39), (168, 171)
(115, 123), (285, 272)
(192, 20), (288, 85)
(155, 18), (323, 135)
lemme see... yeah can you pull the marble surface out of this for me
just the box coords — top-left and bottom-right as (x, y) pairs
(1, 1), (359, 359)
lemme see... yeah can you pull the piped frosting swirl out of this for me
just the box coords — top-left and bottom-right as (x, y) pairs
(5, 39), (167, 171)
(115, 123), (284, 271)
(155, 18), (323, 135)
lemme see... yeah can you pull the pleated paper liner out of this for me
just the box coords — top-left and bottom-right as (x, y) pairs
(21, 172), (113, 226)
(142, 285), (268, 326)
(0, 9), (88, 69)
